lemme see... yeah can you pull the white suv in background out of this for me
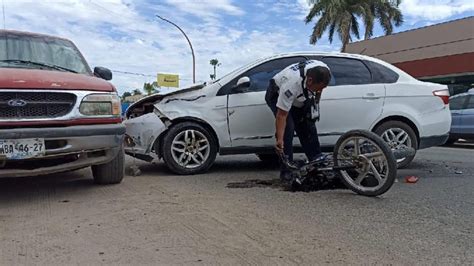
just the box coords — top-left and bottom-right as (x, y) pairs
(124, 52), (451, 174)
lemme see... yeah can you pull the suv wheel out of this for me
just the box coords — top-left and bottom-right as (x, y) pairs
(374, 121), (418, 169)
(92, 146), (125, 184)
(162, 122), (218, 175)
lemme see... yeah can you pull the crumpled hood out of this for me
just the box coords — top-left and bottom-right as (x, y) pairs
(0, 68), (114, 91)
(125, 83), (206, 117)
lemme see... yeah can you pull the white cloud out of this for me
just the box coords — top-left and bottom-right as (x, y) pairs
(295, 0), (312, 19)
(296, 0), (474, 24)
(6, 0), (468, 96)
(265, 0), (311, 21)
(3, 0), (315, 94)
(163, 0), (244, 17)
(400, 0), (474, 22)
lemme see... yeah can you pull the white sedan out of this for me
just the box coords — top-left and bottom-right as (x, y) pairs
(124, 52), (451, 175)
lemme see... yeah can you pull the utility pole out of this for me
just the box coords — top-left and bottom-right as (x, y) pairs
(156, 15), (196, 84)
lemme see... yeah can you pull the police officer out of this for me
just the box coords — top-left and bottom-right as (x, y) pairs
(265, 60), (331, 184)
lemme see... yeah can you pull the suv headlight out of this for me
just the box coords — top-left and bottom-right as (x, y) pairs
(79, 93), (121, 116)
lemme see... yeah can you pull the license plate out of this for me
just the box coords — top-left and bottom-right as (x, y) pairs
(0, 138), (45, 160)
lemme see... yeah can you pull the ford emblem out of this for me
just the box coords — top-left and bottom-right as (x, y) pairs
(7, 99), (27, 107)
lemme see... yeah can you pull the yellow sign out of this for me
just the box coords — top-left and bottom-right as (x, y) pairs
(157, 73), (179, 88)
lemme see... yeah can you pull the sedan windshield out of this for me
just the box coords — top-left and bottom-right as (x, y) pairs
(0, 33), (91, 74)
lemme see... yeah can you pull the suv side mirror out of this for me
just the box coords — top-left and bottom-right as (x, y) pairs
(233, 76), (250, 93)
(94, 67), (112, 81)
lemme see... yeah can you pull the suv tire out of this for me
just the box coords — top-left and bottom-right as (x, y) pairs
(92, 146), (125, 184)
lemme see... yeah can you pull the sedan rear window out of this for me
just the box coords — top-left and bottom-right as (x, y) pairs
(321, 57), (371, 86)
(364, 60), (399, 84)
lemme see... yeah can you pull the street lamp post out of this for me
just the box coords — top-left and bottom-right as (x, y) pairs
(156, 15), (196, 84)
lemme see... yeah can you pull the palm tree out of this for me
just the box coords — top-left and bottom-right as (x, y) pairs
(305, 0), (403, 52)
(143, 82), (160, 95)
(364, 0), (403, 40)
(209, 59), (221, 80)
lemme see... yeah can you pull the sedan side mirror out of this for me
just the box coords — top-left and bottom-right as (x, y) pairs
(233, 76), (250, 93)
(94, 67), (113, 81)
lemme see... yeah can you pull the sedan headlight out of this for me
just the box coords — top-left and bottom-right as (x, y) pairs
(79, 93), (121, 116)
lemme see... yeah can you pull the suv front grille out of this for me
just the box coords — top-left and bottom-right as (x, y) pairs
(0, 92), (77, 119)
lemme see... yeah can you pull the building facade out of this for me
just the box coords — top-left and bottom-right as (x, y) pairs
(345, 16), (474, 96)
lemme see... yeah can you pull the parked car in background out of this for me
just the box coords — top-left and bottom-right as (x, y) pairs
(0, 30), (125, 183)
(447, 89), (474, 143)
(124, 52), (451, 175)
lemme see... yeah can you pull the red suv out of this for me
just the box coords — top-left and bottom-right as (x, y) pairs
(0, 30), (125, 184)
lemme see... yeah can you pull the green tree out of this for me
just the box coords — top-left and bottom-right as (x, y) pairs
(143, 81), (160, 95)
(121, 91), (132, 100)
(209, 58), (221, 80)
(132, 89), (143, 96)
(305, 0), (403, 52)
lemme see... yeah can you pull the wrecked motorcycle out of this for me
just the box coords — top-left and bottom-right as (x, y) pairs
(280, 130), (415, 196)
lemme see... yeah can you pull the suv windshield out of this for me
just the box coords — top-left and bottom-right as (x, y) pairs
(0, 32), (91, 74)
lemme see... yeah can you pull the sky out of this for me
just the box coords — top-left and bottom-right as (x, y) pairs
(2, 0), (474, 94)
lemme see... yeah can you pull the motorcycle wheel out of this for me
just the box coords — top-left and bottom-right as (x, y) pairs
(333, 130), (397, 197)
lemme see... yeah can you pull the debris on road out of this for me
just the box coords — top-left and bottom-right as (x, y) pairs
(227, 175), (347, 192)
(227, 179), (282, 189)
(404, 176), (419, 183)
(126, 165), (142, 176)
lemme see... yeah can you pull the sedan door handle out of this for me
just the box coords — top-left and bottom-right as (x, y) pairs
(363, 93), (380, 99)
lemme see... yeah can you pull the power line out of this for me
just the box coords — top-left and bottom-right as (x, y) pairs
(89, 1), (127, 18)
(86, 1), (193, 82)
(111, 69), (192, 81)
(86, 1), (198, 83)
(111, 70), (155, 77)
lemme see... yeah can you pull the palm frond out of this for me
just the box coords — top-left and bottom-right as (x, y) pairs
(391, 9), (403, 26)
(328, 21), (337, 43)
(350, 14), (360, 40)
(305, 0), (325, 23)
(379, 14), (393, 35)
(309, 11), (332, 44)
(305, 0), (404, 49)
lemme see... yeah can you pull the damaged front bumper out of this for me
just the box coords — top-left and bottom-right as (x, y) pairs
(0, 124), (124, 178)
(123, 113), (167, 161)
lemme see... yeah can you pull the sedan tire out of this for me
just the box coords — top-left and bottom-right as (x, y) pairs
(374, 121), (418, 169)
(162, 122), (218, 175)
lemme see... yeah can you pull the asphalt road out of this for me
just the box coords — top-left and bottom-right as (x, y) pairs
(0, 145), (473, 265)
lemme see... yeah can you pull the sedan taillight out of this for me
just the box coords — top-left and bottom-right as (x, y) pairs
(433, 90), (450, 105)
